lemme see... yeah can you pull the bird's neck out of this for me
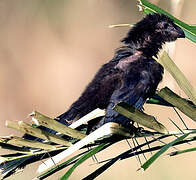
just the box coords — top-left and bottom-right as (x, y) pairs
(131, 34), (165, 58)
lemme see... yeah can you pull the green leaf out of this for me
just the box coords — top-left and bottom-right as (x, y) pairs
(146, 94), (173, 107)
(138, 0), (196, 43)
(31, 111), (86, 139)
(168, 147), (196, 156)
(84, 133), (196, 180)
(189, 25), (196, 30)
(36, 151), (87, 180)
(157, 87), (196, 121)
(156, 52), (196, 105)
(114, 102), (168, 134)
(140, 132), (190, 171)
(60, 143), (107, 180)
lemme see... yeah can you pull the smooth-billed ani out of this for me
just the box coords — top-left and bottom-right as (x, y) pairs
(1, 13), (185, 178)
(57, 13), (185, 133)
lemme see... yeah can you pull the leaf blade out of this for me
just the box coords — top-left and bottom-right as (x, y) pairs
(60, 143), (107, 180)
(140, 133), (190, 171)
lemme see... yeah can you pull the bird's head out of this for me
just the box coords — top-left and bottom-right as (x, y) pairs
(122, 13), (185, 45)
(154, 14), (185, 42)
(121, 13), (185, 57)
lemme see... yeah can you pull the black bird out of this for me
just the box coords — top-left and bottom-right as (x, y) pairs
(57, 13), (185, 133)
(0, 14), (185, 178)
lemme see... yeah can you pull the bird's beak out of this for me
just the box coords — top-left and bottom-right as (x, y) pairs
(175, 25), (185, 38)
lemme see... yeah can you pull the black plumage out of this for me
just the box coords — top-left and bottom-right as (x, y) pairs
(57, 13), (185, 133)
(0, 13), (185, 179)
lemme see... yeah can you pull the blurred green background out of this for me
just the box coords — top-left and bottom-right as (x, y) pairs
(0, 0), (195, 179)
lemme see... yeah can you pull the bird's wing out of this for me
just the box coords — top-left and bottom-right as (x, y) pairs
(86, 70), (152, 132)
(88, 76), (151, 131)
(110, 70), (151, 109)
